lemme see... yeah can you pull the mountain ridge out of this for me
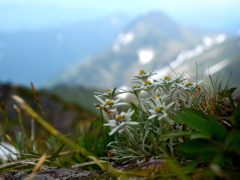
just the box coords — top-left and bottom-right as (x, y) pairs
(41, 11), (221, 89)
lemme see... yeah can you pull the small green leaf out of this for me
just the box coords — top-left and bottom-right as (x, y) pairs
(230, 104), (240, 129)
(166, 160), (191, 180)
(111, 87), (118, 99)
(225, 129), (240, 156)
(169, 114), (185, 124)
(163, 131), (195, 138)
(177, 139), (221, 160)
(48, 143), (65, 162)
(184, 159), (199, 172)
(174, 109), (227, 141)
(130, 102), (139, 113)
(218, 87), (236, 97)
(211, 152), (233, 166)
(192, 92), (204, 108)
(190, 133), (211, 139)
(175, 110), (213, 136)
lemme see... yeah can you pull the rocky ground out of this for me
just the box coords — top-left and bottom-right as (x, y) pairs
(0, 168), (104, 180)
(0, 161), (165, 180)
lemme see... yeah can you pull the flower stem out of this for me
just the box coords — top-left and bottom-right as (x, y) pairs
(188, 93), (193, 108)
(135, 92), (144, 112)
(124, 127), (148, 156)
(164, 117), (175, 131)
(158, 120), (162, 130)
(147, 91), (152, 98)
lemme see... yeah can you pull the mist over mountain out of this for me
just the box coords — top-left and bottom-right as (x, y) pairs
(0, 2), (130, 32)
(42, 11), (230, 89)
(1, 9), (239, 89)
(1, 1), (239, 33)
(0, 14), (130, 85)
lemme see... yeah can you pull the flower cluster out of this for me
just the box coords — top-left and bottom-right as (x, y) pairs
(94, 70), (203, 161)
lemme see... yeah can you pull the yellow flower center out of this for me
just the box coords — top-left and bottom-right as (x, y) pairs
(164, 76), (170, 80)
(116, 115), (124, 120)
(154, 96), (159, 99)
(132, 85), (139, 88)
(139, 70), (145, 74)
(105, 88), (111, 92)
(155, 106), (162, 112)
(144, 80), (151, 85)
(186, 82), (192, 86)
(105, 100), (114, 105)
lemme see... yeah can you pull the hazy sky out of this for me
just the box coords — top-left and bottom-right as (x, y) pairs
(0, 0), (239, 32)
(1, 0), (238, 8)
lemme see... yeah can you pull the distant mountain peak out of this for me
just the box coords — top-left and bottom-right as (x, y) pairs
(41, 11), (221, 89)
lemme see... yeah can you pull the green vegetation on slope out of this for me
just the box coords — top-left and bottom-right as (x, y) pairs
(0, 83), (96, 137)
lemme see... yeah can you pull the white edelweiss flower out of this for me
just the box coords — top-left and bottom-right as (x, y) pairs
(127, 80), (157, 95)
(94, 87), (122, 99)
(131, 70), (157, 83)
(154, 94), (169, 102)
(148, 98), (175, 121)
(177, 80), (203, 93)
(122, 85), (142, 95)
(94, 95), (129, 110)
(139, 80), (157, 92)
(143, 94), (169, 105)
(104, 109), (138, 135)
(154, 75), (186, 90)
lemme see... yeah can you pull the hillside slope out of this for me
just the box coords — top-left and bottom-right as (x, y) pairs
(0, 83), (96, 136)
(158, 35), (240, 89)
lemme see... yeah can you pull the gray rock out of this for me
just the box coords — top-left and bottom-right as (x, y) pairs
(0, 168), (103, 180)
